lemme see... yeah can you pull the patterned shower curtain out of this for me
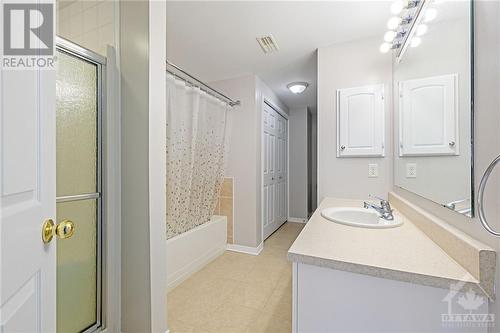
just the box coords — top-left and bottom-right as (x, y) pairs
(166, 74), (231, 239)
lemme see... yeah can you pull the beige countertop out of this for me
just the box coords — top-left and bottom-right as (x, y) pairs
(287, 197), (495, 298)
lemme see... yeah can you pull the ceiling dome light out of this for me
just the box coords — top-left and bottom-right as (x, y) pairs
(424, 8), (437, 22)
(416, 24), (428, 36)
(287, 82), (309, 94)
(387, 16), (402, 30)
(384, 31), (397, 42)
(390, 0), (406, 15)
(410, 37), (422, 48)
(379, 42), (392, 53)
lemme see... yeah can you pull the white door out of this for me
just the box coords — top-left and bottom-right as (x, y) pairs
(0, 65), (56, 329)
(263, 103), (288, 240)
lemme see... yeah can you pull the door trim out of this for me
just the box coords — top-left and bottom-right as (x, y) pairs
(260, 99), (289, 244)
(56, 37), (108, 333)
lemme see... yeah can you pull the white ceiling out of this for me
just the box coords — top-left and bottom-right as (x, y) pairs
(166, 1), (392, 111)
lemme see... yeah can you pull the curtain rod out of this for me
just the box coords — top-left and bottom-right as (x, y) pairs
(166, 60), (241, 107)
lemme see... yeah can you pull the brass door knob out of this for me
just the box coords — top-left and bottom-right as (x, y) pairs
(56, 219), (75, 239)
(41, 219), (75, 244)
(42, 219), (55, 244)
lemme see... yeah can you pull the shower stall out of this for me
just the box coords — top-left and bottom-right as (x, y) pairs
(55, 37), (105, 333)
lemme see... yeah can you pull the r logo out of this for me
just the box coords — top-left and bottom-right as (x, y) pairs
(3, 3), (53, 56)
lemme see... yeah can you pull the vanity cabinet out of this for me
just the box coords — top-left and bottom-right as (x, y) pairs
(292, 262), (489, 333)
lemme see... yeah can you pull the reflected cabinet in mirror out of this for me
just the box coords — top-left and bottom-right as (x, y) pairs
(393, 0), (473, 216)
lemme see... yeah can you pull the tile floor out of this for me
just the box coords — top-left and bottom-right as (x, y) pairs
(167, 222), (305, 333)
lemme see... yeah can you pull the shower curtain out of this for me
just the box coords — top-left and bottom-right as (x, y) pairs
(166, 74), (231, 239)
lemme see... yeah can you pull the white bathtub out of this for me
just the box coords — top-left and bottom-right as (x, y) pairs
(166, 215), (227, 291)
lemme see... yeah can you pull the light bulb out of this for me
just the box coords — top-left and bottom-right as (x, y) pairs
(424, 8), (437, 22)
(410, 37), (422, 48)
(416, 24), (428, 36)
(384, 31), (397, 42)
(379, 43), (392, 53)
(387, 16), (402, 30)
(391, 0), (405, 15)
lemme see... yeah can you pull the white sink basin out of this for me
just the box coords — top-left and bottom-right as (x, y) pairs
(321, 207), (403, 229)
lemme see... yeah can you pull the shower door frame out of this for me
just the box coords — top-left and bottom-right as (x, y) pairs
(55, 36), (106, 333)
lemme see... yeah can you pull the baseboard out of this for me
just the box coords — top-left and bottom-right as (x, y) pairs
(288, 217), (308, 223)
(226, 242), (263, 255)
(167, 244), (225, 291)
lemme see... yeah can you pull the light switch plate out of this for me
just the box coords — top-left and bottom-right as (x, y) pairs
(368, 164), (378, 178)
(406, 163), (417, 178)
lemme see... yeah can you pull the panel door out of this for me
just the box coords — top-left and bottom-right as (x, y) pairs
(0, 48), (56, 331)
(337, 84), (385, 157)
(399, 74), (459, 156)
(263, 103), (288, 240)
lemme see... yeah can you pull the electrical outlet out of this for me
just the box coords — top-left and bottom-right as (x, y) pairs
(406, 163), (417, 178)
(368, 164), (378, 178)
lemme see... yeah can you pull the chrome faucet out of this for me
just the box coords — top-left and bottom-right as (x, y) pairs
(363, 195), (394, 220)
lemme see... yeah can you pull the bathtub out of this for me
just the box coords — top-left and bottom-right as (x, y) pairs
(166, 215), (227, 291)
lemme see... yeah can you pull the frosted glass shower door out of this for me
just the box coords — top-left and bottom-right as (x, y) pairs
(56, 39), (105, 333)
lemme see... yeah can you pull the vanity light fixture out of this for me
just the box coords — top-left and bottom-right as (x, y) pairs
(410, 37), (422, 47)
(387, 16), (402, 30)
(287, 82), (309, 94)
(384, 30), (398, 42)
(390, 0), (406, 15)
(379, 0), (435, 61)
(416, 24), (428, 36)
(424, 7), (438, 22)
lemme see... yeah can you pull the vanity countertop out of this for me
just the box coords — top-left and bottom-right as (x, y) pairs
(287, 196), (496, 299)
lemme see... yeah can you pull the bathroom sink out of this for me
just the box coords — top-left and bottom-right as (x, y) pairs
(321, 207), (403, 229)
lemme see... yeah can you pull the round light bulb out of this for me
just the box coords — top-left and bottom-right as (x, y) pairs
(410, 37), (422, 48)
(424, 8), (437, 22)
(379, 42), (392, 53)
(384, 31), (397, 42)
(387, 16), (402, 30)
(416, 24), (428, 36)
(390, 0), (405, 15)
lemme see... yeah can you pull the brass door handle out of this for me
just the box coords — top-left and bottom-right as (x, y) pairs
(56, 219), (75, 239)
(42, 219), (75, 244)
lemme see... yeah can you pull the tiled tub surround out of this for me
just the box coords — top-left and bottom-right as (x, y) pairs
(57, 0), (116, 56)
(288, 194), (496, 299)
(214, 177), (234, 244)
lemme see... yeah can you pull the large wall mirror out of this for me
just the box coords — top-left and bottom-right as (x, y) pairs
(393, 0), (473, 216)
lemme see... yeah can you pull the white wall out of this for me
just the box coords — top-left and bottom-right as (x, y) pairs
(211, 75), (288, 247)
(211, 75), (258, 248)
(289, 108), (309, 220)
(393, 2), (500, 330)
(317, 36), (393, 202)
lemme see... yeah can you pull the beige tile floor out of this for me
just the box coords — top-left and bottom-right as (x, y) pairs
(167, 222), (305, 333)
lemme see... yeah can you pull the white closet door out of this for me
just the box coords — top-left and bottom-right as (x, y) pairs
(399, 74), (459, 156)
(337, 84), (385, 157)
(263, 103), (288, 240)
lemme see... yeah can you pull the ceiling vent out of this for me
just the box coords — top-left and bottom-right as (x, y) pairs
(256, 35), (279, 54)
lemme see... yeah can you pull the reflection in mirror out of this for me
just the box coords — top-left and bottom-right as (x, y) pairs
(393, 0), (473, 216)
